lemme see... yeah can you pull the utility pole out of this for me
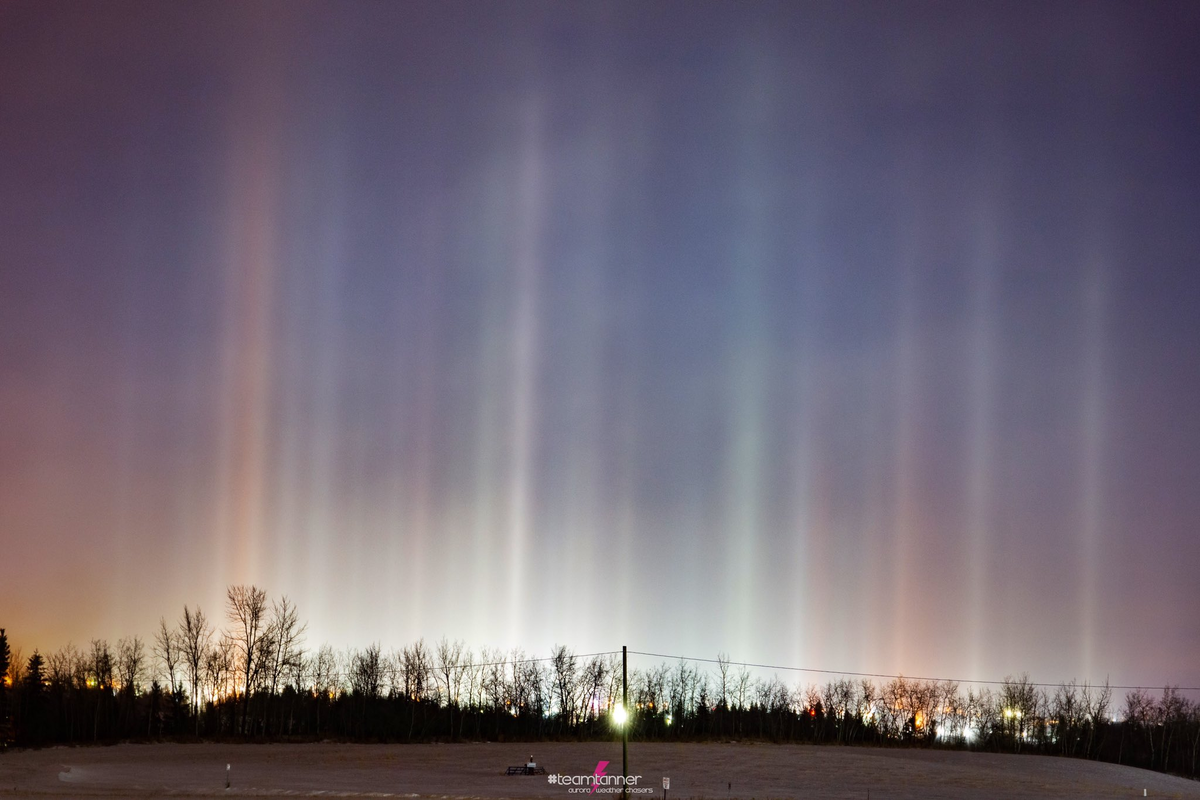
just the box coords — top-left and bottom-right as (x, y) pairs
(622, 645), (628, 800)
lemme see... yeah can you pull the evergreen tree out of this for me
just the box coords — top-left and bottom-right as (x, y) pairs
(0, 628), (10, 747)
(0, 628), (10, 698)
(24, 650), (44, 692)
(22, 650), (46, 744)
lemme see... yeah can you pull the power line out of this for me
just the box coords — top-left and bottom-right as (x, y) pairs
(626, 650), (1200, 693)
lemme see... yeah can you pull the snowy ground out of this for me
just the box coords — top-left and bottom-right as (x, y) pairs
(1, 741), (1196, 799)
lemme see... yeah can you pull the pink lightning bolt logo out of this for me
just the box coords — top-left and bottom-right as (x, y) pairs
(589, 761), (610, 794)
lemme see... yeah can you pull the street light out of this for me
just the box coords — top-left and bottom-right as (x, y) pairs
(621, 646), (628, 800)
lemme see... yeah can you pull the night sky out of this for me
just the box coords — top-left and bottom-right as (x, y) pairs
(2, 2), (1198, 690)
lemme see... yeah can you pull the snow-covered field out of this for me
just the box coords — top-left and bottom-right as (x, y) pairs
(1, 741), (1196, 799)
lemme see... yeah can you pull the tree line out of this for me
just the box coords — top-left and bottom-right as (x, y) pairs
(2, 586), (1199, 781)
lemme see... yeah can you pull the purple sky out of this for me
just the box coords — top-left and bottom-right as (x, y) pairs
(1, 1), (1198, 691)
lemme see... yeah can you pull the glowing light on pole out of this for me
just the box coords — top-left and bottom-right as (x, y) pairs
(622, 645), (628, 800)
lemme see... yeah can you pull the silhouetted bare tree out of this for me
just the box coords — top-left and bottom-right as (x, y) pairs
(177, 606), (212, 731)
(226, 585), (268, 734)
(153, 618), (181, 699)
(261, 596), (305, 734)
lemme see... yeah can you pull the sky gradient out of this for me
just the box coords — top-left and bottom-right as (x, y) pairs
(2, 1), (1199, 691)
